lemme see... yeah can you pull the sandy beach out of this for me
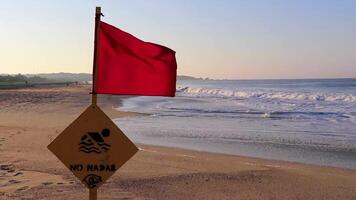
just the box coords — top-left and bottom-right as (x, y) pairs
(1, 85), (356, 199)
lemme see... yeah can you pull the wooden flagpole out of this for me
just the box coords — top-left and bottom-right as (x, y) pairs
(89, 7), (102, 200)
(91, 6), (102, 106)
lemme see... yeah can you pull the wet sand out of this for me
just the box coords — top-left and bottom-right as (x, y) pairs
(1, 85), (356, 199)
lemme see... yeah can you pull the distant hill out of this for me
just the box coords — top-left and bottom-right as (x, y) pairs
(24, 73), (204, 82)
(26, 73), (92, 82)
(1, 73), (207, 83)
(0, 74), (48, 83)
(0, 73), (208, 89)
(178, 75), (204, 80)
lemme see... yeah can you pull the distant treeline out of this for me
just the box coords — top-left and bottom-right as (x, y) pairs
(0, 73), (206, 83)
(0, 74), (48, 83)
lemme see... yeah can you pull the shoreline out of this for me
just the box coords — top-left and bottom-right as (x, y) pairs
(127, 133), (356, 171)
(136, 142), (356, 172)
(1, 85), (356, 199)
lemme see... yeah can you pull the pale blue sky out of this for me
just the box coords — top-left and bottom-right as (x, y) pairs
(1, 0), (355, 79)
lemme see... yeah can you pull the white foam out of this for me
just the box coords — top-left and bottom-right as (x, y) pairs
(177, 86), (356, 103)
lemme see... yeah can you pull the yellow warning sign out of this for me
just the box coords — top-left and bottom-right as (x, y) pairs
(47, 104), (138, 189)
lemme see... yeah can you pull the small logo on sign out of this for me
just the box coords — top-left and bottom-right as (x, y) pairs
(79, 128), (111, 154)
(83, 174), (102, 188)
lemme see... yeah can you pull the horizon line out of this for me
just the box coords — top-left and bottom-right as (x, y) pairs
(1, 72), (355, 81)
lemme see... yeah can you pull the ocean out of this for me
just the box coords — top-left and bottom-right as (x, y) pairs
(114, 78), (356, 169)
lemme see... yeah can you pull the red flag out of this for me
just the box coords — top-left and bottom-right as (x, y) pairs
(96, 21), (177, 97)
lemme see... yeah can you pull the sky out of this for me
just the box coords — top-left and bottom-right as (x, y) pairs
(1, 0), (355, 79)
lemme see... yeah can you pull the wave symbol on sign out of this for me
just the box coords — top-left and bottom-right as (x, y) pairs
(79, 129), (111, 154)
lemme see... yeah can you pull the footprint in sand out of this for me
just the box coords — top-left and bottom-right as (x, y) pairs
(16, 186), (29, 192)
(41, 182), (53, 186)
(14, 172), (23, 176)
(0, 138), (5, 149)
(0, 164), (14, 172)
(8, 179), (21, 184)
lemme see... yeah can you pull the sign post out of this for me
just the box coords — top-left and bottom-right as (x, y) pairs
(47, 7), (138, 200)
(89, 188), (97, 200)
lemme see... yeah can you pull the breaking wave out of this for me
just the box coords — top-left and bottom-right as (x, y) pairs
(177, 86), (356, 103)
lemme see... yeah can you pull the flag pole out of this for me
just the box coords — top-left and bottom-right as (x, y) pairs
(89, 7), (101, 200)
(91, 6), (102, 106)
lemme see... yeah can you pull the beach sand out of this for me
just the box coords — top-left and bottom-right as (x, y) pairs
(1, 85), (356, 199)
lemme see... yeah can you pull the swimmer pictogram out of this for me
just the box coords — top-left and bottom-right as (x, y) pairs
(79, 128), (111, 154)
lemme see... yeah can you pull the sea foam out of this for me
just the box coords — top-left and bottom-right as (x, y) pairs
(177, 86), (356, 103)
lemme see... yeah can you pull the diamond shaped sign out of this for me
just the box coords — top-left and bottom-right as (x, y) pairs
(47, 104), (138, 189)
